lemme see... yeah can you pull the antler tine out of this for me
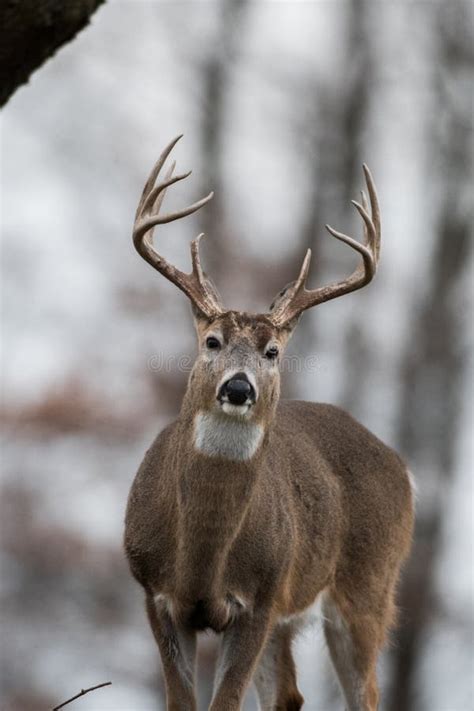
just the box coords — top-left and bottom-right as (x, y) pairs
(269, 165), (381, 328)
(136, 190), (213, 236)
(143, 161), (177, 215)
(362, 163), (381, 261)
(190, 233), (206, 284)
(135, 135), (182, 219)
(138, 161), (176, 248)
(132, 136), (221, 319)
(357, 189), (369, 244)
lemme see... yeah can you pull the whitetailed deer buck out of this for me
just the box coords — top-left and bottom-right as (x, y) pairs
(124, 136), (414, 711)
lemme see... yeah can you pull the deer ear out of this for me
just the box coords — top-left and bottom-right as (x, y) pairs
(269, 282), (302, 332)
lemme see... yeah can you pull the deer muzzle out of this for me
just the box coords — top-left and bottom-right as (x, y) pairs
(218, 372), (257, 407)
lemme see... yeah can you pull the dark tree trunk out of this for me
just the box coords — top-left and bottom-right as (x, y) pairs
(287, 0), (374, 407)
(0, 0), (105, 108)
(388, 5), (473, 709)
(389, 216), (470, 711)
(337, 0), (376, 416)
(198, 0), (248, 278)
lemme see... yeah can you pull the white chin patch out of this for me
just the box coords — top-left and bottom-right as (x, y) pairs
(221, 402), (250, 416)
(194, 411), (264, 461)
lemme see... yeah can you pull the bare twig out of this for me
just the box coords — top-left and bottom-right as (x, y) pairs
(52, 681), (112, 710)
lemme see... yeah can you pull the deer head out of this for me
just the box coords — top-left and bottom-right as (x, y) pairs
(133, 135), (380, 436)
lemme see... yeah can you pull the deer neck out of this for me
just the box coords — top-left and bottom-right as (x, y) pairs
(173, 405), (271, 603)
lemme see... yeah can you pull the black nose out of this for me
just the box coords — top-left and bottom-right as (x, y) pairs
(219, 372), (255, 406)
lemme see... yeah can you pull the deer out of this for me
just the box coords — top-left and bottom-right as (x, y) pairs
(124, 135), (414, 711)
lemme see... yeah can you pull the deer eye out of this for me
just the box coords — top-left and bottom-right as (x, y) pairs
(206, 336), (221, 350)
(265, 345), (279, 360)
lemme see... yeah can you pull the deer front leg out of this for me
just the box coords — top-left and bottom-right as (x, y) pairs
(145, 595), (197, 711)
(211, 608), (273, 711)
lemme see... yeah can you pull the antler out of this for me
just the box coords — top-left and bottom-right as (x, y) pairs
(133, 135), (222, 319)
(269, 164), (381, 328)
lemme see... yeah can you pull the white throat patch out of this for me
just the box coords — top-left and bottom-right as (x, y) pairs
(194, 411), (264, 461)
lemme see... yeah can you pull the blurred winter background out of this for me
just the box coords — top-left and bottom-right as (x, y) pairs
(1, 1), (472, 709)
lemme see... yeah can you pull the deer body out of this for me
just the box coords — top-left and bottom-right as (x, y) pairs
(124, 137), (414, 710)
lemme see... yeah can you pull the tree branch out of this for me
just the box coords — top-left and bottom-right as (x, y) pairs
(52, 681), (112, 710)
(0, 0), (106, 108)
